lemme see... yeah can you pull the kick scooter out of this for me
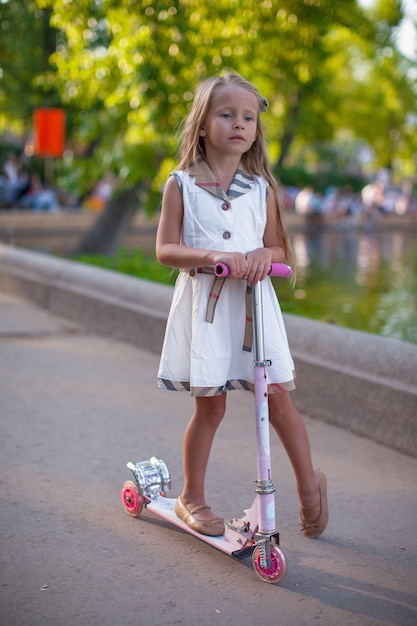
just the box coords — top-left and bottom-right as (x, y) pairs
(120, 262), (292, 584)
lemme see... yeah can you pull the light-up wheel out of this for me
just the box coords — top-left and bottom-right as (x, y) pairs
(121, 480), (145, 517)
(252, 543), (287, 584)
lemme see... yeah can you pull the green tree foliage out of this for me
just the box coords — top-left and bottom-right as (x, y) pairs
(0, 0), (60, 133)
(35, 0), (373, 191)
(321, 0), (417, 175)
(1, 0), (416, 252)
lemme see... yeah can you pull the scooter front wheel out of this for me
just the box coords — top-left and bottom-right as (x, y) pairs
(121, 480), (145, 517)
(252, 543), (287, 584)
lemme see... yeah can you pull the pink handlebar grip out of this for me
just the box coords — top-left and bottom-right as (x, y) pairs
(214, 262), (292, 278)
(269, 263), (292, 278)
(214, 263), (231, 277)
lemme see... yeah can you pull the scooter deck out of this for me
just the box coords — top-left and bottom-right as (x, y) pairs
(146, 496), (257, 560)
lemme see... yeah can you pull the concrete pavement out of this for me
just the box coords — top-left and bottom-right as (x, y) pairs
(1, 291), (417, 626)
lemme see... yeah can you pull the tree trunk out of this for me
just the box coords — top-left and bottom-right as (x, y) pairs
(277, 128), (296, 169)
(277, 88), (301, 169)
(71, 182), (146, 255)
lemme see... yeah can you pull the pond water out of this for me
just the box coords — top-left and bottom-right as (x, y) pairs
(275, 228), (417, 344)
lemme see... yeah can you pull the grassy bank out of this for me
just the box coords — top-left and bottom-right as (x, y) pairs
(73, 248), (177, 286)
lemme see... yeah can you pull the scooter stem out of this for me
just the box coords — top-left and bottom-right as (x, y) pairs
(252, 281), (277, 534)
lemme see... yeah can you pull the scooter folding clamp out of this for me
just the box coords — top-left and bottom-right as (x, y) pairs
(253, 359), (272, 367)
(254, 479), (276, 495)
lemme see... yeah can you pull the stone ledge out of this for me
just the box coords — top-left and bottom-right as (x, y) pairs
(1, 243), (416, 458)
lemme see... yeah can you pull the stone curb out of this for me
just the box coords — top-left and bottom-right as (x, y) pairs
(1, 243), (416, 458)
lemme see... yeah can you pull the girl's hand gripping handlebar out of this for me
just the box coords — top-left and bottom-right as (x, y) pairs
(214, 262), (292, 279)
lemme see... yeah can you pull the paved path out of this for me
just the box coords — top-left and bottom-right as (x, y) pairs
(0, 292), (416, 626)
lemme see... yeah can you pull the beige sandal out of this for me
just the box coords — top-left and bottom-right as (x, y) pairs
(175, 495), (225, 537)
(299, 470), (328, 538)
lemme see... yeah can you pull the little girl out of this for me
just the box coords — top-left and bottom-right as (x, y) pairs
(156, 71), (328, 539)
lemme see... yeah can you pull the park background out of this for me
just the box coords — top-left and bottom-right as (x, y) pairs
(0, 0), (416, 342)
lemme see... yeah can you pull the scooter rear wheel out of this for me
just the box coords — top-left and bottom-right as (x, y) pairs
(252, 543), (287, 584)
(121, 480), (145, 517)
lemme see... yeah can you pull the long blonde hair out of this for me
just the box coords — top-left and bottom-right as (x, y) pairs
(177, 70), (295, 272)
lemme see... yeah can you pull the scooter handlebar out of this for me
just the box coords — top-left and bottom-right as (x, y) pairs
(214, 262), (292, 279)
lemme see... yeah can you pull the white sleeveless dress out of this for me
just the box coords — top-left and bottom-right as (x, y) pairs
(157, 163), (295, 397)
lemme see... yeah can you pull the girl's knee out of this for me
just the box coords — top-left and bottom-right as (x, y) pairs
(195, 394), (226, 425)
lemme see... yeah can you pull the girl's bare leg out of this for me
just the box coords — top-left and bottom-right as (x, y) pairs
(268, 392), (321, 523)
(180, 393), (227, 522)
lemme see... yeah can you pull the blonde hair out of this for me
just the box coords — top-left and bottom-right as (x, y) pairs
(177, 70), (295, 272)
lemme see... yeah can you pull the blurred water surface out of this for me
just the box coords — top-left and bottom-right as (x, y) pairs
(276, 229), (417, 344)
